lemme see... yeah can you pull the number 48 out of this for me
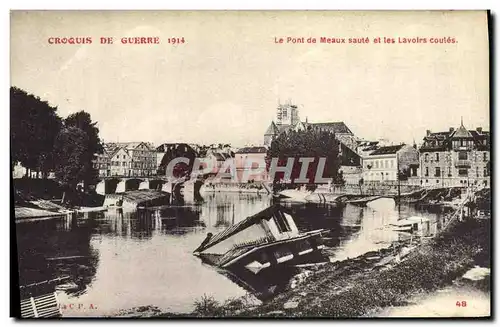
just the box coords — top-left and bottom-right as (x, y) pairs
(456, 301), (467, 307)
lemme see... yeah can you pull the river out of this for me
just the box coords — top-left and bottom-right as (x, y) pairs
(15, 193), (446, 317)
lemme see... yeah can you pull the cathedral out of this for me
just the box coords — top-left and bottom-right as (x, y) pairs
(263, 101), (361, 167)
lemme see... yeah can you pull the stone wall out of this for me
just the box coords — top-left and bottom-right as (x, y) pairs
(330, 181), (422, 195)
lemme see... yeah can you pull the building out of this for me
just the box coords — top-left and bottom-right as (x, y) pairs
(94, 149), (111, 177)
(362, 144), (419, 182)
(419, 121), (490, 187)
(95, 142), (156, 177)
(109, 146), (132, 176)
(235, 146), (268, 182)
(263, 101), (361, 167)
(203, 151), (234, 176)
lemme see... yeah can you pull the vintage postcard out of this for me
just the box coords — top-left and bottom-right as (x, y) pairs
(10, 10), (491, 318)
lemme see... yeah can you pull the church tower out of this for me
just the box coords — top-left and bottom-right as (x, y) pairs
(276, 100), (300, 126)
(263, 121), (279, 147)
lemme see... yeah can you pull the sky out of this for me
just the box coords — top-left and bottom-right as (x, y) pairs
(11, 10), (490, 147)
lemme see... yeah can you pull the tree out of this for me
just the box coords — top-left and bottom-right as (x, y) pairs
(265, 129), (344, 188)
(10, 86), (62, 177)
(53, 127), (89, 190)
(65, 111), (103, 156)
(64, 111), (102, 187)
(158, 144), (197, 177)
(398, 166), (410, 181)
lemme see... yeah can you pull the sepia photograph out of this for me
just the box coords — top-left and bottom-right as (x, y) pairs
(10, 10), (491, 318)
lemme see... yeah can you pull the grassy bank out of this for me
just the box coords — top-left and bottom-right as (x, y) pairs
(238, 218), (490, 317)
(130, 217), (488, 318)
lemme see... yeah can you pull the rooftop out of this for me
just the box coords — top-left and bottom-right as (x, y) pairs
(369, 144), (405, 156)
(236, 146), (267, 154)
(306, 122), (353, 135)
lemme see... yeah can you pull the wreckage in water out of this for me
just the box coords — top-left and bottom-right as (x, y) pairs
(193, 205), (327, 275)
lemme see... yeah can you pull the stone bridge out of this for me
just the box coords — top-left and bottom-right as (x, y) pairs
(95, 177), (175, 195)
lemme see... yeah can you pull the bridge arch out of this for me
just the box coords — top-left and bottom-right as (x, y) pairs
(125, 178), (144, 192)
(103, 178), (121, 194)
(149, 179), (166, 191)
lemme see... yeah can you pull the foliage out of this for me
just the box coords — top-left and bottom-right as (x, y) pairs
(398, 166), (410, 181)
(10, 86), (62, 176)
(158, 144), (197, 177)
(266, 129), (343, 187)
(11, 87), (101, 189)
(196, 143), (233, 157)
(193, 294), (225, 317)
(65, 111), (103, 156)
(64, 111), (102, 187)
(241, 219), (489, 318)
(53, 127), (90, 189)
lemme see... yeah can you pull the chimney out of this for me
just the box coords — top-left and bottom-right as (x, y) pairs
(449, 127), (454, 133)
(476, 127), (483, 133)
(426, 130), (431, 136)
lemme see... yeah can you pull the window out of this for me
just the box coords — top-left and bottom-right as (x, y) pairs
(424, 153), (429, 162)
(273, 210), (291, 233)
(448, 167), (452, 177)
(484, 168), (488, 177)
(458, 168), (468, 176)
(375, 161), (379, 168)
(436, 153), (439, 161)
(385, 160), (389, 168)
(483, 152), (488, 161)
(391, 160), (394, 168)
(435, 167), (441, 177)
(458, 152), (468, 160)
(122, 162), (126, 166)
(476, 167), (479, 177)
(425, 167), (429, 177)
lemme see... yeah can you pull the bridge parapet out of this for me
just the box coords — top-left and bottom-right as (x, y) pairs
(96, 177), (171, 194)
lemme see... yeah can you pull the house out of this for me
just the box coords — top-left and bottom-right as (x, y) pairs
(362, 144), (419, 182)
(203, 151), (234, 176)
(419, 121), (490, 187)
(235, 146), (268, 182)
(109, 147), (132, 176)
(97, 142), (156, 177)
(94, 150), (111, 177)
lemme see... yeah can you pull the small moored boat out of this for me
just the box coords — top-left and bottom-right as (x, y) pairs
(193, 205), (327, 275)
(390, 216), (430, 233)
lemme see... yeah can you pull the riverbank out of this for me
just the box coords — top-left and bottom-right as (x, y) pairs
(241, 218), (490, 318)
(115, 215), (489, 318)
(13, 178), (106, 221)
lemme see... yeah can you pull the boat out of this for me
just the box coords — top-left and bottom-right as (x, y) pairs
(304, 193), (345, 206)
(277, 187), (312, 203)
(193, 205), (328, 275)
(390, 216), (430, 233)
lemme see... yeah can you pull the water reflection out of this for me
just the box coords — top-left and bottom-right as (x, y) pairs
(16, 217), (99, 298)
(15, 193), (444, 316)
